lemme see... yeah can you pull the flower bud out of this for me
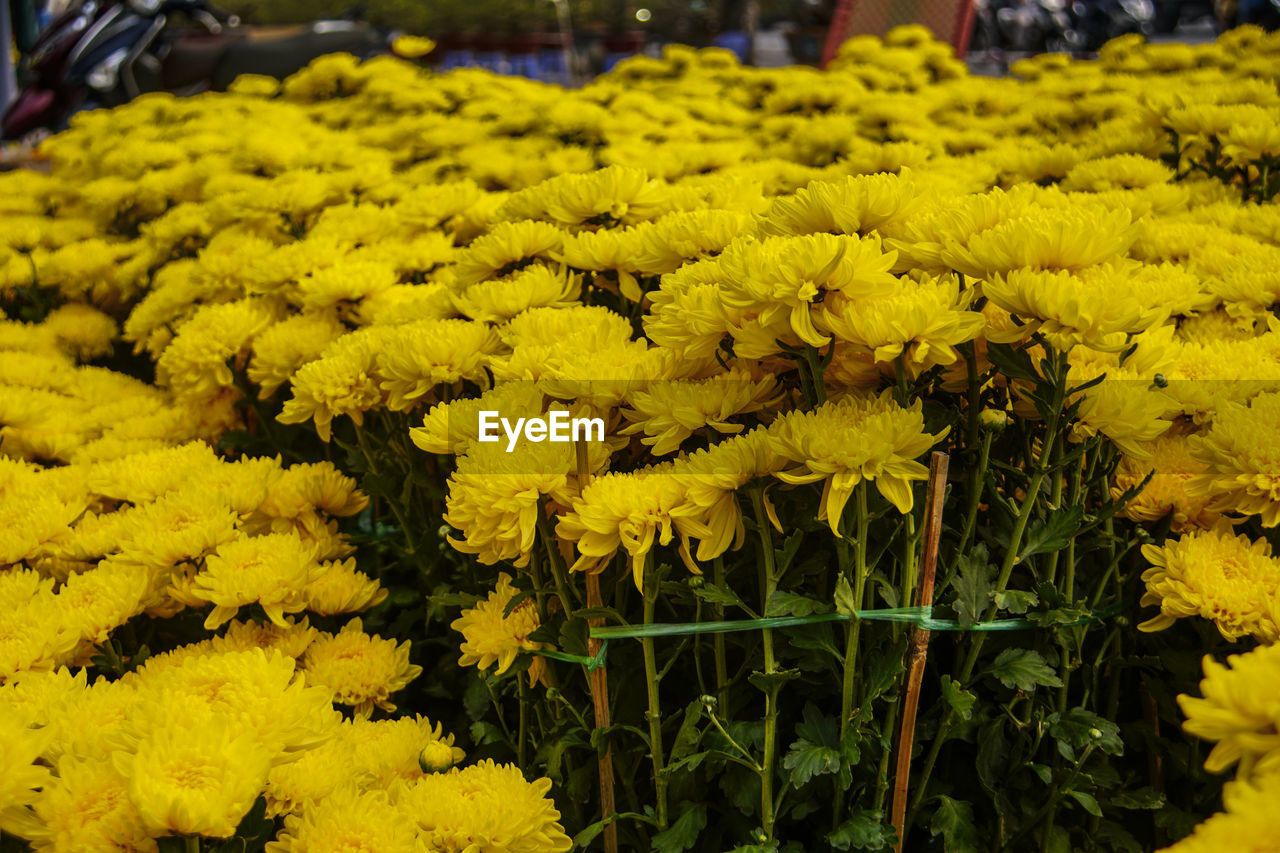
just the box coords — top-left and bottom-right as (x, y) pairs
(419, 740), (457, 773)
(979, 409), (1009, 433)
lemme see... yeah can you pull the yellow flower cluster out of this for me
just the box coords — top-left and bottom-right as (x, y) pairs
(3, 22), (1280, 851)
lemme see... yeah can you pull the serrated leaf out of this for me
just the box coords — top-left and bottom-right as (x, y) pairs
(766, 590), (830, 617)
(864, 634), (908, 701)
(828, 810), (895, 851)
(940, 676), (976, 721)
(1019, 505), (1085, 559)
(985, 342), (1040, 381)
(951, 545), (994, 627)
(1049, 707), (1123, 756)
(992, 589), (1037, 615)
(693, 582), (750, 612)
(988, 648), (1063, 691)
(1068, 790), (1103, 817)
(651, 803), (707, 853)
(834, 574), (857, 617)
(669, 700), (704, 764)
(784, 703), (843, 787)
(749, 668), (801, 695)
(1109, 787), (1165, 810)
(929, 796), (980, 853)
(558, 617), (589, 657)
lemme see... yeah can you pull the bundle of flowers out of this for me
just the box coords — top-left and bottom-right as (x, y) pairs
(3, 23), (1280, 853)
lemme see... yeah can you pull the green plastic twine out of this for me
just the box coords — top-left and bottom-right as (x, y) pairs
(524, 604), (1120, 669)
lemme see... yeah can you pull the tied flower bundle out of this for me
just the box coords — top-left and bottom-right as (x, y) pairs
(3, 22), (1280, 853)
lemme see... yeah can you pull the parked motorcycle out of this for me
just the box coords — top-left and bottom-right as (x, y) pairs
(3, 0), (386, 140)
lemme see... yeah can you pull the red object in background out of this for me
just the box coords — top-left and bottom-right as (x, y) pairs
(820, 0), (979, 65)
(820, 0), (856, 67)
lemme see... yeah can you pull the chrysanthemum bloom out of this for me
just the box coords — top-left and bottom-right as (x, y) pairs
(983, 262), (1199, 351)
(1179, 643), (1280, 778)
(941, 205), (1135, 280)
(619, 369), (781, 456)
(444, 435), (609, 568)
(300, 619), (422, 717)
(0, 717), (51, 839)
(449, 220), (566, 289)
(453, 265), (581, 323)
(125, 649), (339, 759)
(191, 532), (325, 629)
(452, 573), (550, 686)
(1188, 392), (1280, 526)
(277, 332), (389, 442)
(629, 209), (755, 276)
(111, 491), (240, 572)
(374, 319), (500, 411)
(27, 757), (156, 853)
(397, 760), (572, 853)
(54, 558), (156, 654)
(1158, 772), (1280, 853)
(120, 715), (270, 838)
(247, 312), (348, 398)
(769, 393), (946, 536)
(208, 618), (318, 660)
(345, 716), (465, 784)
(267, 785), (418, 853)
(254, 461), (368, 524)
(557, 468), (708, 589)
(497, 164), (670, 227)
(1139, 528), (1280, 642)
(1111, 433), (1221, 531)
(411, 382), (547, 457)
(817, 272), (985, 374)
(757, 170), (922, 238)
(1061, 351), (1175, 459)
(154, 298), (283, 406)
(715, 232), (899, 358)
(303, 559), (387, 615)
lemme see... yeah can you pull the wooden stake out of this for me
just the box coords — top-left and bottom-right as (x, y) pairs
(892, 451), (950, 852)
(578, 441), (618, 853)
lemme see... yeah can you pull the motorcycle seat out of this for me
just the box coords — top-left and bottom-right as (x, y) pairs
(209, 25), (382, 90)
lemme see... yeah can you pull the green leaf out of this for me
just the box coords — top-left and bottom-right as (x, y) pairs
(572, 812), (654, 848)
(651, 803), (707, 853)
(1069, 790), (1104, 817)
(985, 342), (1040, 381)
(669, 700), (704, 764)
(1044, 826), (1071, 853)
(1109, 787), (1165, 810)
(929, 796), (980, 853)
(1019, 505), (1085, 559)
(783, 703), (842, 787)
(951, 545), (993, 627)
(828, 810), (895, 850)
(939, 676), (976, 721)
(749, 668), (801, 696)
(834, 574), (857, 617)
(992, 589), (1037, 615)
(864, 634), (908, 701)
(693, 582), (751, 613)
(988, 648), (1063, 691)
(766, 590), (830, 617)
(1049, 708), (1124, 757)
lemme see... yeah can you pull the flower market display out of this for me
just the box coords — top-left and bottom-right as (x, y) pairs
(4, 23), (1280, 853)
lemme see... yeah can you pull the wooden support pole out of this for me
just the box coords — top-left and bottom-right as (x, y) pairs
(892, 451), (950, 852)
(578, 441), (618, 853)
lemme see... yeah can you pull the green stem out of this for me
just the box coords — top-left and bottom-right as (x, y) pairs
(186, 838), (200, 853)
(839, 483), (870, 741)
(910, 347), (1070, 822)
(536, 511), (579, 616)
(714, 556), (730, 712)
(750, 487), (780, 840)
(641, 562), (669, 831)
(518, 677), (529, 768)
(956, 429), (993, 559)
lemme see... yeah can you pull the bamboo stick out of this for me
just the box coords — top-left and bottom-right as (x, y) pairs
(578, 441), (618, 853)
(891, 451), (950, 852)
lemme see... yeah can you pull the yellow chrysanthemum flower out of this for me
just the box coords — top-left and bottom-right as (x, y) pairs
(619, 369), (780, 456)
(769, 393), (946, 535)
(1139, 527), (1280, 642)
(1188, 392), (1280, 526)
(120, 715), (270, 839)
(397, 760), (573, 853)
(452, 573), (550, 686)
(192, 532), (325, 629)
(1159, 772), (1280, 853)
(1179, 643), (1280, 777)
(28, 757), (156, 853)
(300, 618), (422, 717)
(267, 785), (418, 853)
